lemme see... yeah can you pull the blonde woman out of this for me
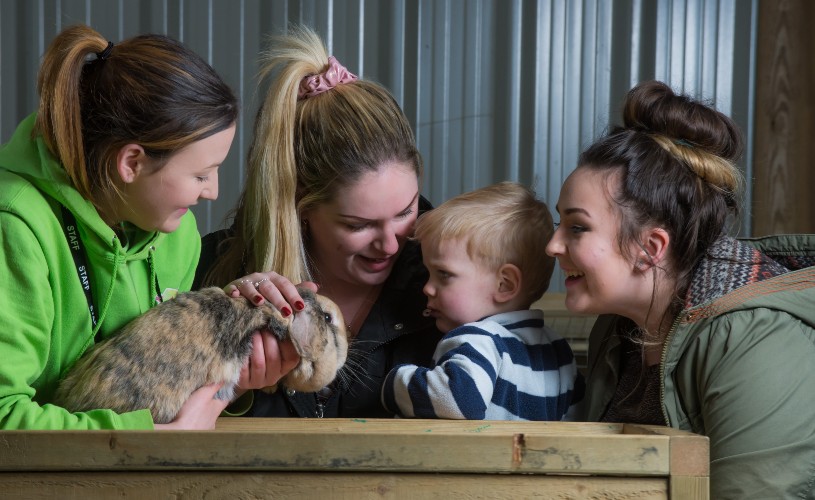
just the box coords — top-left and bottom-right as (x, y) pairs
(197, 26), (443, 418)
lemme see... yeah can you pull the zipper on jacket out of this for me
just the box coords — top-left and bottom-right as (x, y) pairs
(314, 386), (334, 418)
(658, 312), (685, 426)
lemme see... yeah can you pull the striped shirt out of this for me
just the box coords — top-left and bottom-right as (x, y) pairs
(381, 309), (582, 420)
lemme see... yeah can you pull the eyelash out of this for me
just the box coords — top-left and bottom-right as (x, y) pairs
(435, 270), (452, 281)
(554, 221), (587, 233)
(346, 208), (415, 232)
(196, 176), (209, 183)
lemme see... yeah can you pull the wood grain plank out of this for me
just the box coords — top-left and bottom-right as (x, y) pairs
(0, 472), (671, 499)
(753, 0), (815, 235)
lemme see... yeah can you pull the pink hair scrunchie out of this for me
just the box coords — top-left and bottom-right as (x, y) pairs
(298, 55), (358, 100)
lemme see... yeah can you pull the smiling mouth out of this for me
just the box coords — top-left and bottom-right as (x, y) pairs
(361, 255), (392, 263)
(563, 269), (585, 278)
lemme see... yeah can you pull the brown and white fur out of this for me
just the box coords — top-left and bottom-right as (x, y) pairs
(54, 287), (348, 424)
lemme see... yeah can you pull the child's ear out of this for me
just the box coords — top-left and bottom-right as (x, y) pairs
(494, 263), (522, 303)
(635, 227), (670, 272)
(116, 144), (147, 184)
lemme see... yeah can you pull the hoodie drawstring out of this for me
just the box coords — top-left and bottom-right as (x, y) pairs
(61, 235), (122, 379)
(148, 247), (163, 305)
(91, 238), (122, 341)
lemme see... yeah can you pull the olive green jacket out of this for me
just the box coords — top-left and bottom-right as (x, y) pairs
(572, 234), (815, 499)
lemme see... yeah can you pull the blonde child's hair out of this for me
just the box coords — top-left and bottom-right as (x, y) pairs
(414, 181), (555, 306)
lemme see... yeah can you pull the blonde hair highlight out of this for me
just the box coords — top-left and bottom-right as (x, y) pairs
(650, 134), (743, 196)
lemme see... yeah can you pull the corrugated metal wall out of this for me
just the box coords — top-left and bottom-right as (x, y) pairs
(0, 0), (757, 290)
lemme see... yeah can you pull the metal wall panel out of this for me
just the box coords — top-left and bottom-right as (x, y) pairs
(0, 0), (757, 291)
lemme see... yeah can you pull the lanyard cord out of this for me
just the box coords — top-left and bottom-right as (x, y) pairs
(60, 206), (98, 333)
(59, 206), (160, 341)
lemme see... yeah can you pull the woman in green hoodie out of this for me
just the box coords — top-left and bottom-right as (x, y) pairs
(0, 24), (267, 430)
(547, 80), (815, 498)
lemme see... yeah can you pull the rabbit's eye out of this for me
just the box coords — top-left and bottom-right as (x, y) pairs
(323, 313), (332, 323)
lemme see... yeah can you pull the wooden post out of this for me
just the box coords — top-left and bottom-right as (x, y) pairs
(753, 0), (815, 235)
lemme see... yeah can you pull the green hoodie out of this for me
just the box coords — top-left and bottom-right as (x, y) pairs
(0, 114), (201, 429)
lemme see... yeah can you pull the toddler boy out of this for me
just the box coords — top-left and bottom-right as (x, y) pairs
(382, 182), (582, 420)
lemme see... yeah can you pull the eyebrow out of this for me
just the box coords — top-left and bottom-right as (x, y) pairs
(337, 192), (419, 221)
(556, 206), (591, 217)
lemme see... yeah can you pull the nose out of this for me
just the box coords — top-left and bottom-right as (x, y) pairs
(373, 223), (400, 255)
(546, 228), (563, 257)
(422, 280), (435, 298)
(201, 173), (219, 201)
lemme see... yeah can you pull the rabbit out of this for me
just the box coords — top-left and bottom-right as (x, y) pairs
(53, 286), (348, 424)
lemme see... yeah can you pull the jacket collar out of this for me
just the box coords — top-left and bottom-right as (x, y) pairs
(684, 235), (790, 309)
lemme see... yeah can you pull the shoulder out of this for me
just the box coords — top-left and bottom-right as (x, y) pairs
(0, 171), (62, 246)
(468, 310), (546, 336)
(667, 306), (815, 405)
(739, 234), (815, 268)
(194, 226), (236, 288)
(680, 263), (815, 339)
(0, 170), (53, 215)
(201, 226), (234, 254)
(679, 306), (815, 358)
(200, 227), (234, 262)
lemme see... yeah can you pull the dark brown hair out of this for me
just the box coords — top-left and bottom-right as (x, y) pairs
(35, 24), (238, 206)
(578, 80), (743, 313)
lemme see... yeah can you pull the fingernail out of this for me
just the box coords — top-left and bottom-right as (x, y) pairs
(282, 307), (292, 317)
(254, 296), (265, 305)
(295, 301), (305, 311)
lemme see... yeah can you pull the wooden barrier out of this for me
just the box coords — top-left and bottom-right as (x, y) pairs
(0, 418), (708, 499)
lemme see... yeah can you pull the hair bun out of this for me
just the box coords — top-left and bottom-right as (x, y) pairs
(622, 80), (743, 162)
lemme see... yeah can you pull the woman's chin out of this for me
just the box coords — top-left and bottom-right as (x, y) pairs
(564, 292), (595, 315)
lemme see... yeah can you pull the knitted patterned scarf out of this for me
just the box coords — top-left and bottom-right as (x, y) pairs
(684, 236), (791, 309)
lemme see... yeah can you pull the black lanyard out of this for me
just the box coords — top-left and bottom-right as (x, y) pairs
(60, 206), (162, 340)
(60, 206), (98, 332)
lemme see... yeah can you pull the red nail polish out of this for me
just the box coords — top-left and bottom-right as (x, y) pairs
(295, 301), (305, 311)
(254, 296), (265, 304)
(282, 307), (292, 317)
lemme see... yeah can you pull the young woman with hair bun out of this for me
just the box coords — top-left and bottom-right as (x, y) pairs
(547, 80), (815, 498)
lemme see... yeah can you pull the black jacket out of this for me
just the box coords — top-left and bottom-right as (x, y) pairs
(195, 199), (444, 418)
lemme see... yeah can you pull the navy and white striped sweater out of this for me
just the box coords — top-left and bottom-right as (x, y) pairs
(381, 309), (582, 420)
